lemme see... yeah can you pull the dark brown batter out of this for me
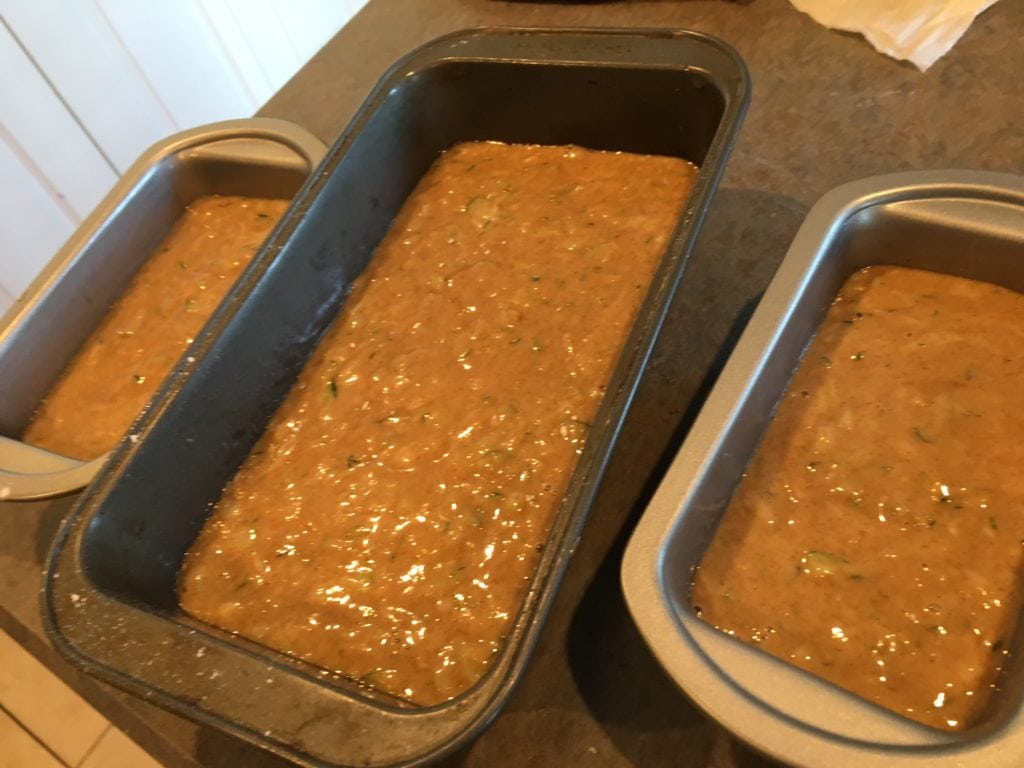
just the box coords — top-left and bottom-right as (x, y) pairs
(24, 195), (288, 460)
(179, 142), (697, 705)
(693, 266), (1024, 730)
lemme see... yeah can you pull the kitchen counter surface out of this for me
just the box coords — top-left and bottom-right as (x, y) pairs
(3, 1), (1022, 766)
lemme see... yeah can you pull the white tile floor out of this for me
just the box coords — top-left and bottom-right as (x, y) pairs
(0, 629), (163, 768)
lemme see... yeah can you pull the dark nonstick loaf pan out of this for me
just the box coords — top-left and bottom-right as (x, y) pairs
(43, 27), (749, 767)
(0, 118), (326, 501)
(622, 171), (1024, 768)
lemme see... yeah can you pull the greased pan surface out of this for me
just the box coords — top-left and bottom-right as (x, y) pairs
(0, 118), (326, 500)
(622, 170), (1024, 768)
(44, 28), (749, 767)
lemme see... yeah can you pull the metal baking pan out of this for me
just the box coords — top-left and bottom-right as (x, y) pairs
(42, 27), (749, 768)
(622, 170), (1024, 768)
(0, 118), (327, 501)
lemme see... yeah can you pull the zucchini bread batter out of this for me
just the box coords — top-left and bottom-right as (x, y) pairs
(693, 266), (1024, 730)
(179, 142), (697, 705)
(24, 195), (288, 459)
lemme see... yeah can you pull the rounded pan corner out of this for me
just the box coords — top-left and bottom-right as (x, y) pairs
(43, 523), (526, 768)
(625, 529), (1024, 768)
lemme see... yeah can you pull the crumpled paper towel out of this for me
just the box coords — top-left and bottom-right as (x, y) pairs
(788, 0), (1000, 71)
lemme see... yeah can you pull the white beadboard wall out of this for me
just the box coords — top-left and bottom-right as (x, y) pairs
(0, 0), (366, 315)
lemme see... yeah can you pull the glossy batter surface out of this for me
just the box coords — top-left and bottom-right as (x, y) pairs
(693, 266), (1024, 730)
(179, 142), (696, 705)
(24, 195), (287, 460)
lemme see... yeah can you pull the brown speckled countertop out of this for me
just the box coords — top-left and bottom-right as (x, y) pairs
(2, 1), (1022, 766)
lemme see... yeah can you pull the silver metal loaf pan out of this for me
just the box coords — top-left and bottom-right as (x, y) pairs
(0, 118), (326, 501)
(622, 171), (1024, 768)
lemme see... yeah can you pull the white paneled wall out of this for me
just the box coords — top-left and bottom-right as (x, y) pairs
(0, 0), (366, 315)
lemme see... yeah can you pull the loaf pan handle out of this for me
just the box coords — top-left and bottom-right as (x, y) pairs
(0, 436), (108, 502)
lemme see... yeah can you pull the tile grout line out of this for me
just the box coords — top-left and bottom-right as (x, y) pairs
(74, 723), (112, 768)
(0, 700), (71, 767)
